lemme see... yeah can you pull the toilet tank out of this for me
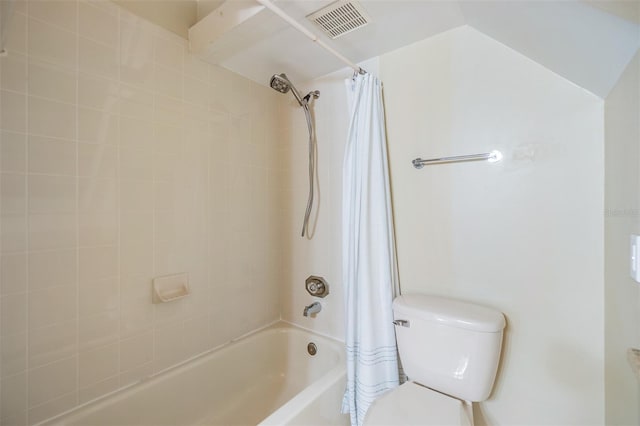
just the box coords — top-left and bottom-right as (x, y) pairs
(393, 294), (506, 402)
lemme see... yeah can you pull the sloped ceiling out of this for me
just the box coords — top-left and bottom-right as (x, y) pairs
(586, 0), (640, 24)
(459, 1), (639, 98)
(190, 0), (640, 98)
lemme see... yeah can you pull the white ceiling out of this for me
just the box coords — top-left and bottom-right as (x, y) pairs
(190, 0), (640, 98)
(459, 1), (639, 98)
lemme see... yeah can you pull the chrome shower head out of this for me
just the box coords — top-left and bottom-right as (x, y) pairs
(270, 73), (290, 94)
(270, 73), (304, 106)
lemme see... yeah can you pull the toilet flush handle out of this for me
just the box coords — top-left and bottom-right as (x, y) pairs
(393, 319), (410, 327)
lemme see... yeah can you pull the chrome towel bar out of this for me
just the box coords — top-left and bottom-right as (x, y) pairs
(412, 150), (502, 169)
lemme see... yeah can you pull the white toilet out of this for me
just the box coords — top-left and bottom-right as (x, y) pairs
(364, 293), (506, 426)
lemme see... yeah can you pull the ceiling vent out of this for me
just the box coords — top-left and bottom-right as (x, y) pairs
(307, 1), (371, 39)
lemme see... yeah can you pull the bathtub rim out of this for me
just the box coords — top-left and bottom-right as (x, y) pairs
(258, 359), (346, 425)
(37, 320), (345, 426)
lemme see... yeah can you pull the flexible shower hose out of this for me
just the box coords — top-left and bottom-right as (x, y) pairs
(301, 103), (315, 237)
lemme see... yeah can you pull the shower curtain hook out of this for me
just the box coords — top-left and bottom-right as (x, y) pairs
(352, 67), (366, 83)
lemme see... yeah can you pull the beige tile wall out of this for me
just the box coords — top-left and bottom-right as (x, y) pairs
(0, 1), (283, 424)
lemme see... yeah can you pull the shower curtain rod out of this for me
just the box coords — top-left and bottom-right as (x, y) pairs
(255, 0), (366, 76)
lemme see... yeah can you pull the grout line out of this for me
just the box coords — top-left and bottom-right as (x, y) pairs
(150, 23), (157, 374)
(23, 0), (31, 421)
(0, 5), (3, 422)
(3, 81), (211, 114)
(25, 12), (78, 37)
(115, 3), (122, 390)
(74, 0), (81, 412)
(206, 61), (212, 348)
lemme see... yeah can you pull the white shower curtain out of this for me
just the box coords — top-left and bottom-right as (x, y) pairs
(341, 73), (400, 426)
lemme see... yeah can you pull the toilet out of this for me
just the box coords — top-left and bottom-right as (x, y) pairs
(364, 293), (506, 426)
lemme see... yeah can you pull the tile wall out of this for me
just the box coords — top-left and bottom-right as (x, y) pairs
(0, 1), (284, 424)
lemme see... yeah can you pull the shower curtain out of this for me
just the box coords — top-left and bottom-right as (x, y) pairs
(341, 73), (400, 426)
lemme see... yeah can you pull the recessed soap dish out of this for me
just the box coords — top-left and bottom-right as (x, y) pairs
(153, 273), (190, 303)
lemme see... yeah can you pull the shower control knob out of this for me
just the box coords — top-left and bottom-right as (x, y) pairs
(308, 281), (322, 293)
(305, 276), (329, 298)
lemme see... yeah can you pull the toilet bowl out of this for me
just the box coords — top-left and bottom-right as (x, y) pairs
(365, 382), (472, 426)
(363, 294), (505, 426)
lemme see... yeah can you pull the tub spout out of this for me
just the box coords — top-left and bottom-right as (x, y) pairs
(303, 302), (321, 317)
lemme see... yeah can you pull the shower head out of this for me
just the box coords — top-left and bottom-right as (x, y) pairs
(270, 73), (290, 94)
(270, 73), (304, 106)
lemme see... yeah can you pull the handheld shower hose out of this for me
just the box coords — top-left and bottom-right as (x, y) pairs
(269, 73), (320, 237)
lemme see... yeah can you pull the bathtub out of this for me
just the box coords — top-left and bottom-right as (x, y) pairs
(42, 323), (349, 426)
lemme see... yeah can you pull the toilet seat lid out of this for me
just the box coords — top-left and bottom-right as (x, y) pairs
(364, 382), (471, 426)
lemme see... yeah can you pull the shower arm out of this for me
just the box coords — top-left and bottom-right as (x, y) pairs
(256, 0), (367, 76)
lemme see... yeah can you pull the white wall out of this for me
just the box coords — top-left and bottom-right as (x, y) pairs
(0, 1), (282, 423)
(604, 51), (640, 424)
(286, 25), (606, 424)
(381, 26), (604, 424)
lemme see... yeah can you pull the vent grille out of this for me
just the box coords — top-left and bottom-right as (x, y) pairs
(307, 1), (371, 39)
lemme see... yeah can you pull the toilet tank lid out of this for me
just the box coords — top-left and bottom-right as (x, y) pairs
(393, 294), (506, 332)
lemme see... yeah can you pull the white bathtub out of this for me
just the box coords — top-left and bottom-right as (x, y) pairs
(42, 323), (349, 426)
